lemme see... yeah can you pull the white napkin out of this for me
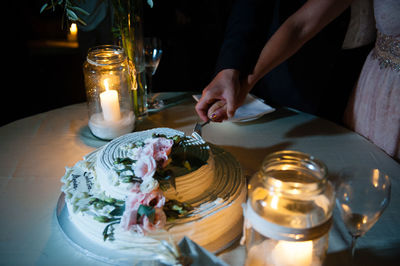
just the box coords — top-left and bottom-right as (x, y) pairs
(193, 94), (275, 122)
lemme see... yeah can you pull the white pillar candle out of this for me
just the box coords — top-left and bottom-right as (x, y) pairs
(100, 79), (121, 122)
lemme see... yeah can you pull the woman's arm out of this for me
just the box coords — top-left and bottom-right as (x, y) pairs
(243, 0), (353, 91)
(196, 0), (353, 122)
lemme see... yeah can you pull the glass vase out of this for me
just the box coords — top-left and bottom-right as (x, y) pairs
(112, 0), (148, 120)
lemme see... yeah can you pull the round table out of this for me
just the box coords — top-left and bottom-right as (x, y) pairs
(0, 93), (399, 265)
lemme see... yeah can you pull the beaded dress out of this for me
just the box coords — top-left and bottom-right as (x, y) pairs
(344, 0), (400, 161)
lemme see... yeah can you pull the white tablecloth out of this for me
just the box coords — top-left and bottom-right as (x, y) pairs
(1, 93), (399, 265)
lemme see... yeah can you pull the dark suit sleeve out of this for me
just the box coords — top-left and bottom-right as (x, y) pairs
(214, 0), (275, 76)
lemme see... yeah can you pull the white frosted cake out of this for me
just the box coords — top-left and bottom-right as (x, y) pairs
(61, 128), (245, 264)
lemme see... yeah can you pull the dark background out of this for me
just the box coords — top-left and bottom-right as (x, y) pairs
(4, 0), (235, 126)
(4, 0), (370, 127)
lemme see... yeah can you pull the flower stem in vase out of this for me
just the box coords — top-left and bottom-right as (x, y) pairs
(127, 60), (140, 116)
(112, 0), (147, 120)
(133, 88), (139, 116)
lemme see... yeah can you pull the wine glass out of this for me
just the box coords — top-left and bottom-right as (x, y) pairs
(144, 37), (163, 110)
(336, 167), (391, 258)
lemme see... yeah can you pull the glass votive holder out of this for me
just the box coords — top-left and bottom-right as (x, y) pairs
(83, 45), (135, 140)
(243, 151), (335, 266)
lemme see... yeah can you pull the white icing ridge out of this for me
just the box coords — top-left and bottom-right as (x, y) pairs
(61, 127), (246, 259)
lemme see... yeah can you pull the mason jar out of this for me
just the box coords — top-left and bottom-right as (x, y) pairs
(243, 150), (335, 266)
(83, 45), (135, 140)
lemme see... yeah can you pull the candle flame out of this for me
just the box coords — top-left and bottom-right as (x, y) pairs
(70, 23), (77, 34)
(104, 79), (110, 91)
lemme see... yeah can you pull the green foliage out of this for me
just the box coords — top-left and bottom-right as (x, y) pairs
(89, 196), (124, 242)
(40, 0), (89, 26)
(163, 199), (193, 221)
(102, 221), (120, 241)
(40, 0), (154, 28)
(137, 204), (155, 223)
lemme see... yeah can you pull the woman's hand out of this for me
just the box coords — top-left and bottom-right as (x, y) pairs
(207, 100), (227, 122)
(195, 69), (248, 122)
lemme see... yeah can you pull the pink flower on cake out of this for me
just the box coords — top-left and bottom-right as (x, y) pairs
(120, 209), (138, 231)
(140, 178), (159, 193)
(143, 189), (166, 208)
(133, 137), (173, 181)
(134, 155), (157, 181)
(145, 138), (174, 167)
(120, 186), (146, 230)
(120, 137), (172, 233)
(120, 188), (166, 233)
(127, 146), (143, 160)
(142, 207), (167, 231)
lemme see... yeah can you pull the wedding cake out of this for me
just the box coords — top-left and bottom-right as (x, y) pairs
(61, 128), (245, 264)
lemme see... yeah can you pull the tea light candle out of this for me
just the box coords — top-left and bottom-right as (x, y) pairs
(68, 23), (78, 41)
(271, 240), (313, 266)
(100, 79), (121, 122)
(246, 239), (314, 266)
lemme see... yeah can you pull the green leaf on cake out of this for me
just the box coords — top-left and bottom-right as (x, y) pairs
(114, 157), (136, 165)
(113, 157), (143, 184)
(102, 221), (120, 241)
(120, 175), (143, 183)
(154, 168), (176, 190)
(109, 205), (125, 217)
(163, 200), (193, 221)
(137, 204), (155, 223)
(152, 133), (182, 145)
(94, 216), (113, 223)
(183, 160), (192, 171)
(89, 197), (125, 218)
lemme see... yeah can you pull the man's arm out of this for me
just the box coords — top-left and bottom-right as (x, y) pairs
(214, 0), (275, 76)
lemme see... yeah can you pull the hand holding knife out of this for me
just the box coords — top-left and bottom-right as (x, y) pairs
(207, 100), (228, 122)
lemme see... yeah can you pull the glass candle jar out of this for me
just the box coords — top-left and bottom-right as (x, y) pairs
(83, 45), (135, 140)
(243, 150), (335, 266)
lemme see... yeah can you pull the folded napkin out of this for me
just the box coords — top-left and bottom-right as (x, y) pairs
(178, 237), (229, 266)
(193, 94), (275, 122)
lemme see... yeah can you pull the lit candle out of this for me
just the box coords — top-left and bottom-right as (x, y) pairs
(271, 240), (313, 266)
(100, 79), (121, 122)
(68, 23), (78, 42)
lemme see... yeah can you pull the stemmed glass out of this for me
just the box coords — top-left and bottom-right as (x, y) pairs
(144, 37), (163, 110)
(336, 167), (391, 258)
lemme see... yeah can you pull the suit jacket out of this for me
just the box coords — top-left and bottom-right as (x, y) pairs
(215, 0), (351, 121)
